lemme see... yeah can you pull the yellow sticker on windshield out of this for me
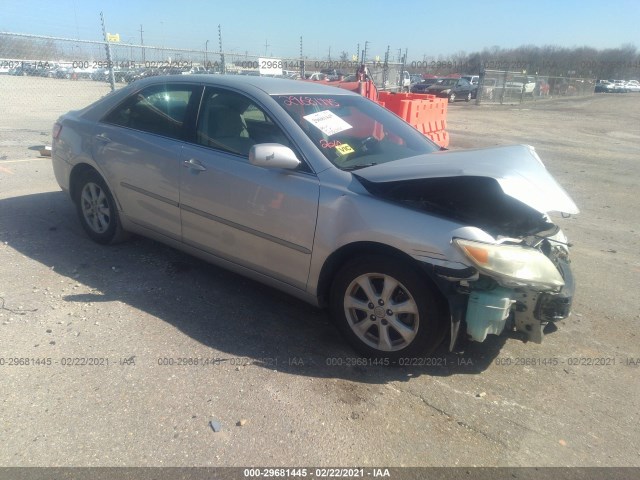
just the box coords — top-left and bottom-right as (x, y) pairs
(335, 144), (355, 155)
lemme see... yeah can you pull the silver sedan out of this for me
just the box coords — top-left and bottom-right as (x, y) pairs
(52, 74), (578, 360)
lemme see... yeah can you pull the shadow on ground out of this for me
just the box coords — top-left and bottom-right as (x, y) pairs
(0, 191), (520, 383)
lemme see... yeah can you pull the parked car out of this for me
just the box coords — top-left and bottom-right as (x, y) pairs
(304, 72), (327, 81)
(42, 65), (61, 78)
(409, 74), (423, 85)
(410, 78), (439, 94)
(51, 75), (578, 359)
(11, 65), (35, 76)
(89, 67), (129, 83)
(611, 80), (628, 92)
(479, 77), (497, 100)
(595, 80), (613, 93)
(52, 66), (73, 79)
(625, 80), (640, 92)
(505, 75), (536, 95)
(90, 68), (110, 82)
(460, 75), (479, 86)
(460, 75), (480, 98)
(182, 66), (208, 75)
(423, 77), (475, 102)
(320, 69), (348, 81)
(72, 66), (97, 79)
(125, 67), (161, 83)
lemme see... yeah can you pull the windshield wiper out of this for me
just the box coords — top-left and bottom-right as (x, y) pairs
(341, 163), (378, 171)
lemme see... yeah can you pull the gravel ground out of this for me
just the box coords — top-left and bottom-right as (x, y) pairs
(0, 76), (639, 469)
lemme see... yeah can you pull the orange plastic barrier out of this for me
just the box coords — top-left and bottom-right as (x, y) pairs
(377, 92), (449, 148)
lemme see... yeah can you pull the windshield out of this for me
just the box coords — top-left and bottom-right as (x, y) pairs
(272, 94), (439, 170)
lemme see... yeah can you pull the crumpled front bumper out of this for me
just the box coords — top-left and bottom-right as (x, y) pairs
(422, 249), (576, 349)
(513, 257), (575, 343)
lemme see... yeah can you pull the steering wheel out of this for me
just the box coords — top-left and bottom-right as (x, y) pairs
(332, 135), (382, 165)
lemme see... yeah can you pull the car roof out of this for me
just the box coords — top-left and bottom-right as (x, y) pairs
(132, 74), (360, 96)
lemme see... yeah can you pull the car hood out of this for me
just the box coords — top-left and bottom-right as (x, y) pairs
(353, 145), (578, 237)
(354, 145), (579, 216)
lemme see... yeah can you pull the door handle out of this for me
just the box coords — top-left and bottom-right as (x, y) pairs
(183, 158), (207, 172)
(95, 133), (111, 143)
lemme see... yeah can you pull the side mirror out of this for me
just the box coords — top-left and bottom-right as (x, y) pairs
(249, 143), (301, 170)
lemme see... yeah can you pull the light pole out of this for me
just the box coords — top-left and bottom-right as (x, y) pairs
(205, 40), (209, 67)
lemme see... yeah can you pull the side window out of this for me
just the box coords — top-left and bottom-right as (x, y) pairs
(196, 88), (291, 157)
(102, 84), (194, 140)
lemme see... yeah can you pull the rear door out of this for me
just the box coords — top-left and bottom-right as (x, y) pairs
(93, 82), (201, 240)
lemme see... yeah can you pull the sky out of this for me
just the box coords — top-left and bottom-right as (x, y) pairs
(1, 0), (639, 60)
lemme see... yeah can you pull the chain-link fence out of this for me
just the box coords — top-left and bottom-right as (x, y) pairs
(0, 31), (600, 155)
(476, 69), (596, 104)
(0, 32), (409, 158)
(0, 31), (406, 93)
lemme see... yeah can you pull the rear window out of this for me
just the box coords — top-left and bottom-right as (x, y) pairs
(102, 83), (195, 139)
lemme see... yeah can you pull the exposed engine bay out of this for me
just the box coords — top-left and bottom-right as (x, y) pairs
(354, 167), (576, 347)
(355, 175), (556, 238)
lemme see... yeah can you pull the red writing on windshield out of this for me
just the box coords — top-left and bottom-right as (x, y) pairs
(320, 139), (342, 149)
(281, 96), (340, 107)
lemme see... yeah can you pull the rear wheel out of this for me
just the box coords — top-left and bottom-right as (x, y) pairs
(330, 255), (445, 360)
(465, 92), (472, 102)
(74, 170), (127, 244)
(448, 92), (456, 103)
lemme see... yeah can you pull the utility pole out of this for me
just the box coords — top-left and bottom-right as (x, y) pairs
(218, 24), (225, 74)
(205, 40), (209, 66)
(383, 45), (390, 89)
(139, 24), (144, 62)
(364, 41), (369, 63)
(100, 12), (116, 91)
(300, 36), (305, 78)
(400, 48), (408, 90)
(356, 43), (360, 63)
(264, 39), (270, 57)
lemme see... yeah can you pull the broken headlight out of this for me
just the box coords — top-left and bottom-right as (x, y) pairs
(453, 238), (564, 290)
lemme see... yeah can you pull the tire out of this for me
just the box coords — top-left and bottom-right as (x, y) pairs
(448, 92), (456, 103)
(465, 92), (472, 102)
(74, 170), (128, 245)
(329, 255), (445, 360)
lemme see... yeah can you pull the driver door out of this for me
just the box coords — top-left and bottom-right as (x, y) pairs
(179, 87), (320, 290)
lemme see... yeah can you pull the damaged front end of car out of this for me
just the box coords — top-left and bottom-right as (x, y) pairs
(451, 230), (574, 345)
(354, 144), (578, 348)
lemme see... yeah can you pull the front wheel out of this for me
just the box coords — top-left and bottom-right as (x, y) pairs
(330, 255), (445, 360)
(74, 170), (127, 244)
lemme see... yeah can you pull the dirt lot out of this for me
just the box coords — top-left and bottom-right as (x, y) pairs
(0, 76), (639, 469)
